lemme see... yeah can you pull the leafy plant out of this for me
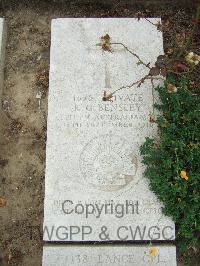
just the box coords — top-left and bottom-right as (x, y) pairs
(140, 75), (200, 255)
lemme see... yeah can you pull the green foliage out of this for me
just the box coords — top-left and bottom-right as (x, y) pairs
(140, 75), (200, 252)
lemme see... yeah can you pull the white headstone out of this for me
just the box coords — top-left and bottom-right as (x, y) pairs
(43, 245), (177, 266)
(0, 18), (6, 101)
(43, 18), (175, 241)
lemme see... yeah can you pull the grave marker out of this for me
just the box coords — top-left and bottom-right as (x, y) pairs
(0, 18), (6, 98)
(43, 18), (175, 242)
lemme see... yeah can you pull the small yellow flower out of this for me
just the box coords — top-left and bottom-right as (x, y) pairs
(167, 83), (177, 93)
(180, 170), (189, 181)
(149, 247), (158, 257)
(185, 52), (200, 65)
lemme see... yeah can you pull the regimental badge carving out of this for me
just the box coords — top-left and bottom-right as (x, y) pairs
(79, 134), (138, 191)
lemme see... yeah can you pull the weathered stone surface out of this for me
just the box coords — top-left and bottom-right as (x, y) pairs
(0, 18), (6, 140)
(43, 18), (175, 241)
(43, 245), (177, 266)
(0, 18), (6, 102)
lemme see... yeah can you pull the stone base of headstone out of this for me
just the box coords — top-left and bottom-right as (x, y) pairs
(42, 244), (177, 266)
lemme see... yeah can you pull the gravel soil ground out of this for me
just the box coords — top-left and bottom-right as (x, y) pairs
(0, 1), (197, 265)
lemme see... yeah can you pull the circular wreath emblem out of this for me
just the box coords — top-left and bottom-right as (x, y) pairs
(79, 134), (138, 191)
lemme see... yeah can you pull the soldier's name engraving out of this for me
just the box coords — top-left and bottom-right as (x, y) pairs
(64, 92), (151, 129)
(72, 93), (145, 113)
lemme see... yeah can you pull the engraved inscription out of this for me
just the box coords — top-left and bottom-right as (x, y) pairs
(79, 134), (138, 191)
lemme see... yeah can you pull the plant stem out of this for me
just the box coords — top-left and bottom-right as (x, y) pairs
(110, 42), (151, 69)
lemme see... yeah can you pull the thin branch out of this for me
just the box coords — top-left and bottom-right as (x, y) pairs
(110, 42), (151, 69)
(105, 75), (164, 99)
(111, 74), (149, 95)
(99, 38), (165, 101)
